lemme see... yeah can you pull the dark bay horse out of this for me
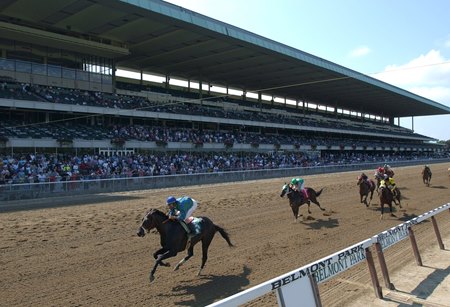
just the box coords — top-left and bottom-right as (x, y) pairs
(280, 183), (325, 222)
(137, 208), (233, 283)
(357, 174), (375, 207)
(422, 167), (432, 186)
(378, 186), (402, 220)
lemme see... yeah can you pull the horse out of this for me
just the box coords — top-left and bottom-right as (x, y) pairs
(378, 186), (402, 220)
(280, 183), (325, 222)
(356, 173), (375, 207)
(422, 167), (432, 187)
(136, 208), (233, 283)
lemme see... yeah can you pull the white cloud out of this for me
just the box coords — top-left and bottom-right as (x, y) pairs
(373, 50), (450, 106)
(349, 46), (371, 58)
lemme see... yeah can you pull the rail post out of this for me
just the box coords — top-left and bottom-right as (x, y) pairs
(408, 226), (422, 266)
(431, 216), (444, 250)
(365, 247), (383, 298)
(374, 242), (394, 290)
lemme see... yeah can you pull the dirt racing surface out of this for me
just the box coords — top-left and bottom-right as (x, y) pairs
(1, 163), (449, 307)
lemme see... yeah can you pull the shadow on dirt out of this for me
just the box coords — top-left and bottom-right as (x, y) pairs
(163, 265), (252, 306)
(304, 217), (339, 230)
(430, 185), (448, 189)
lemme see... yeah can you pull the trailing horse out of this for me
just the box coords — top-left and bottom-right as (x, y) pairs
(378, 186), (402, 220)
(280, 183), (325, 222)
(422, 167), (432, 187)
(137, 208), (233, 283)
(357, 173), (375, 207)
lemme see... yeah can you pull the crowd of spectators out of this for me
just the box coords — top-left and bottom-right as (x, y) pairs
(0, 151), (440, 185)
(1, 79), (417, 137)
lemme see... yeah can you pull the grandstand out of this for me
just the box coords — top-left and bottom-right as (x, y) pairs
(1, 0), (450, 185)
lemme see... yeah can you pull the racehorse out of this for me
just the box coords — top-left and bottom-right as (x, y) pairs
(422, 167), (432, 187)
(378, 186), (402, 220)
(357, 173), (375, 207)
(137, 208), (233, 283)
(280, 183), (325, 222)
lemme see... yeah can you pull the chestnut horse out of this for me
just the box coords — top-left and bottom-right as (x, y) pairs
(379, 186), (402, 220)
(357, 173), (375, 207)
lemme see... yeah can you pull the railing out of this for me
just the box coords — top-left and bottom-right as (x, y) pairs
(207, 203), (450, 306)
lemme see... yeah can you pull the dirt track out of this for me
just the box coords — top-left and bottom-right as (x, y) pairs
(1, 163), (449, 307)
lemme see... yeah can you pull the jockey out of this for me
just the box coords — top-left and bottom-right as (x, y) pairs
(423, 165), (431, 173)
(375, 166), (384, 178)
(384, 164), (394, 177)
(290, 177), (308, 199)
(167, 195), (200, 239)
(381, 174), (397, 196)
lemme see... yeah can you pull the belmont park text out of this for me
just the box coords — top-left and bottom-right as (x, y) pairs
(271, 244), (366, 290)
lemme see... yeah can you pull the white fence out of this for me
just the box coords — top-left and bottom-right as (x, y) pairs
(207, 203), (450, 307)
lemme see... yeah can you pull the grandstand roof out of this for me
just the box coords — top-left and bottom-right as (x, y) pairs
(1, 0), (450, 118)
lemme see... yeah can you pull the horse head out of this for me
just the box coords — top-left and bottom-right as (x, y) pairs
(280, 183), (289, 197)
(137, 208), (168, 237)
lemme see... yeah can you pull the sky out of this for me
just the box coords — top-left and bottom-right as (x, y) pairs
(163, 0), (450, 141)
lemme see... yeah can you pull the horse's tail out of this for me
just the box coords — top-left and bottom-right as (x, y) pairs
(214, 225), (234, 247)
(315, 188), (324, 197)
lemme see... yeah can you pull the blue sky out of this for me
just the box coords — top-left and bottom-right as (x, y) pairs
(164, 0), (450, 141)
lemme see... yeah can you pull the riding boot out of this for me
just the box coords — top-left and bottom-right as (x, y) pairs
(179, 220), (192, 237)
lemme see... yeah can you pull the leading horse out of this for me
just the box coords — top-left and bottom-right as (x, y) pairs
(280, 184), (325, 222)
(378, 186), (402, 219)
(137, 208), (233, 283)
(357, 173), (375, 207)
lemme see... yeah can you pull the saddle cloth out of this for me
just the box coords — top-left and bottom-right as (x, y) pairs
(190, 217), (202, 234)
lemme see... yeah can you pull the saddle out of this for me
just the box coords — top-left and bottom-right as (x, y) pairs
(181, 217), (202, 236)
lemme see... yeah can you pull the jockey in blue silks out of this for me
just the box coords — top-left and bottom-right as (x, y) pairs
(167, 196), (199, 238)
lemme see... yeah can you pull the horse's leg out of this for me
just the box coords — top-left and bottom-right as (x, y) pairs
(310, 198), (325, 211)
(380, 203), (384, 220)
(291, 203), (300, 222)
(149, 250), (177, 283)
(307, 201), (312, 214)
(174, 245), (194, 271)
(198, 236), (214, 276)
(390, 203), (396, 217)
(153, 247), (170, 267)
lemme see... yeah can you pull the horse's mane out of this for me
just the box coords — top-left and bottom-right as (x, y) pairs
(146, 208), (168, 218)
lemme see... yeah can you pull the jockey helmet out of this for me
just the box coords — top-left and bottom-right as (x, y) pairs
(425, 165), (429, 168)
(290, 177), (303, 185)
(166, 196), (177, 205)
(377, 167), (383, 172)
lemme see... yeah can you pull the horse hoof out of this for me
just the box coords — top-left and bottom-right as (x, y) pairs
(174, 266), (180, 271)
(149, 275), (155, 283)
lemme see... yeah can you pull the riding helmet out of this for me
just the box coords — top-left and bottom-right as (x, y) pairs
(166, 196), (177, 205)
